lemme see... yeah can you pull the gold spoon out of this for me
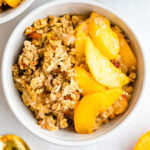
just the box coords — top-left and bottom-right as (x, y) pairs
(0, 135), (30, 150)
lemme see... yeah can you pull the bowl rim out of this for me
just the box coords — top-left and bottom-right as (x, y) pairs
(0, 0), (34, 24)
(1, 0), (148, 146)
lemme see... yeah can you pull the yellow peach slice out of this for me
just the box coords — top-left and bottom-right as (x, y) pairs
(0, 135), (30, 150)
(74, 89), (123, 134)
(89, 12), (110, 26)
(85, 37), (129, 88)
(75, 66), (106, 95)
(134, 131), (150, 150)
(113, 27), (137, 68)
(4, 0), (21, 8)
(88, 12), (120, 60)
(75, 23), (88, 59)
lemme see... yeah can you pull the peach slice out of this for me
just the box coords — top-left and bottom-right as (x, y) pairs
(134, 131), (150, 150)
(4, 0), (21, 8)
(85, 37), (129, 88)
(114, 95), (128, 115)
(74, 89), (123, 134)
(75, 23), (88, 60)
(75, 66), (106, 95)
(88, 12), (120, 60)
(113, 27), (137, 68)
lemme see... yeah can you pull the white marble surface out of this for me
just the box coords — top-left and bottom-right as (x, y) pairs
(0, 0), (150, 149)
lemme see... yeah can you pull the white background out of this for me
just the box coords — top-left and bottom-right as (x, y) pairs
(0, 0), (150, 149)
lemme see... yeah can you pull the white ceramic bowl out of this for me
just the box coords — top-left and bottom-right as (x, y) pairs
(2, 0), (146, 146)
(0, 0), (34, 24)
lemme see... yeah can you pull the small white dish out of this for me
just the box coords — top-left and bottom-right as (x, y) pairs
(1, 0), (147, 146)
(0, 0), (34, 24)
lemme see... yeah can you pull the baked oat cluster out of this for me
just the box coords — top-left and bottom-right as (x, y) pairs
(12, 14), (85, 130)
(12, 13), (137, 133)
